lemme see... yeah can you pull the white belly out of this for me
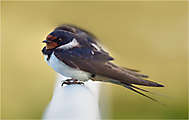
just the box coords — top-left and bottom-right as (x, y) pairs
(44, 52), (91, 81)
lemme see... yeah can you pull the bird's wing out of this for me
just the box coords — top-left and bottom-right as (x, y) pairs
(54, 47), (163, 87)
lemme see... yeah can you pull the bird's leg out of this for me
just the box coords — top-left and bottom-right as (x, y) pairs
(61, 78), (84, 86)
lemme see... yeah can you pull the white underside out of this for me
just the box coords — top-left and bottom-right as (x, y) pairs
(44, 52), (91, 81)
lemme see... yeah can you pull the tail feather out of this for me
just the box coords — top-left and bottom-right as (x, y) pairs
(129, 84), (150, 92)
(130, 84), (169, 98)
(101, 79), (159, 102)
(123, 84), (159, 102)
(106, 63), (164, 87)
(123, 84), (166, 106)
(92, 77), (164, 104)
(123, 73), (164, 87)
(122, 67), (140, 72)
(121, 68), (149, 78)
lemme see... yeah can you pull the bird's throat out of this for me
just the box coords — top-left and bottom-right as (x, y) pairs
(42, 47), (54, 61)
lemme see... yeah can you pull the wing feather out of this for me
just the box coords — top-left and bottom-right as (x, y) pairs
(54, 48), (164, 87)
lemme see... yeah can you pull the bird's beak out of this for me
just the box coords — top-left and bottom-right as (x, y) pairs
(42, 40), (58, 49)
(42, 40), (49, 43)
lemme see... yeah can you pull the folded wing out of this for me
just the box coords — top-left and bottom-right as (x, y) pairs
(54, 48), (164, 87)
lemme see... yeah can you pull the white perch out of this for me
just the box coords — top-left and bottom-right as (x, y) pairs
(43, 74), (101, 120)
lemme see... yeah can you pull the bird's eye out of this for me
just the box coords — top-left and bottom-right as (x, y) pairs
(55, 38), (64, 44)
(58, 38), (63, 41)
(56, 38), (63, 42)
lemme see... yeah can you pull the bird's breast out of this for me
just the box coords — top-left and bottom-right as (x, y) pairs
(44, 52), (91, 81)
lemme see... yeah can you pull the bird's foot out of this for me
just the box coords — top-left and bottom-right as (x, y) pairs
(61, 79), (84, 86)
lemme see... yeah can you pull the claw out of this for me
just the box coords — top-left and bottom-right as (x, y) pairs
(61, 79), (84, 86)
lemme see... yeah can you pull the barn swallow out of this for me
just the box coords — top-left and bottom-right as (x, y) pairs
(42, 24), (164, 102)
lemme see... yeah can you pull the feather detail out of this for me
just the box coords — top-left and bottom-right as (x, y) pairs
(91, 77), (164, 104)
(122, 67), (140, 72)
(99, 62), (164, 87)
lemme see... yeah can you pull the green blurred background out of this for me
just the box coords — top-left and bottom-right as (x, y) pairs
(1, 1), (188, 119)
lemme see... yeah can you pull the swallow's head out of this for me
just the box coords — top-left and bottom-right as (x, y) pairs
(42, 25), (79, 56)
(42, 24), (98, 56)
(43, 29), (76, 50)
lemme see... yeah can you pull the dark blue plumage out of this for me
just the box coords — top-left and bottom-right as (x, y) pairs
(49, 30), (74, 45)
(42, 24), (164, 103)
